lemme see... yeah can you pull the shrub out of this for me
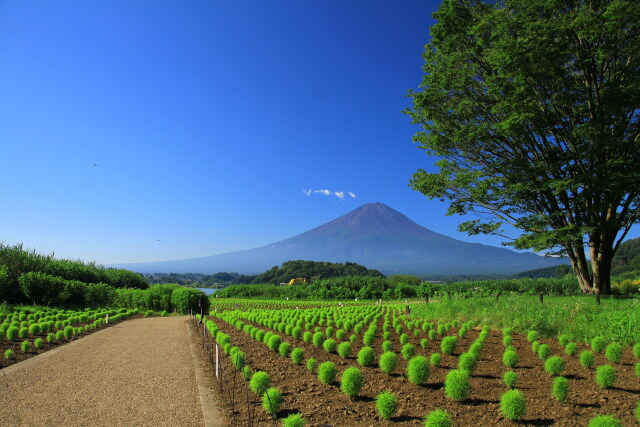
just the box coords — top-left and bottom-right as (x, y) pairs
(278, 342), (292, 357)
(318, 361), (337, 385)
(375, 392), (397, 420)
(323, 339), (337, 354)
(605, 343), (622, 364)
(444, 369), (470, 401)
(349, 334), (357, 343)
(306, 357), (316, 372)
(407, 356), (429, 385)
(261, 387), (282, 417)
(357, 347), (375, 367)
(400, 333), (409, 344)
(18, 327), (28, 339)
(591, 336), (606, 353)
(544, 356), (566, 376)
(430, 353), (442, 367)
(420, 338), (428, 348)
(381, 340), (392, 352)
(312, 332), (325, 347)
(242, 366), (251, 381)
(282, 413), (306, 427)
(267, 335), (282, 352)
(527, 330), (539, 342)
(249, 371), (270, 396)
(379, 351), (397, 374)
(565, 342), (578, 357)
(47, 332), (54, 343)
(6, 326), (19, 341)
(340, 367), (363, 397)
(401, 344), (416, 360)
(337, 342), (351, 358)
(502, 335), (512, 346)
(441, 336), (457, 355)
(595, 364), (617, 389)
(588, 415), (623, 427)
(428, 330), (437, 340)
(291, 347), (304, 364)
(55, 330), (64, 341)
(424, 409), (452, 427)
(63, 325), (73, 340)
(552, 376), (569, 402)
(580, 351), (595, 369)
(302, 331), (312, 343)
(29, 323), (40, 335)
(21, 340), (30, 352)
(503, 350), (519, 368)
(557, 334), (571, 347)
(636, 362), (640, 377)
(5, 348), (13, 360)
(500, 389), (526, 421)
(503, 371), (517, 389)
(458, 352), (477, 374)
(537, 344), (551, 360)
(531, 340), (540, 353)
(33, 337), (43, 350)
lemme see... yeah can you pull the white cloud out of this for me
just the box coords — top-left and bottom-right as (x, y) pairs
(302, 188), (356, 201)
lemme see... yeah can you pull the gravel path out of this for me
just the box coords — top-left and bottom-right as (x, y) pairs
(0, 316), (205, 427)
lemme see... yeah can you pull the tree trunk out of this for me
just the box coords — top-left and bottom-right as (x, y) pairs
(590, 238), (614, 295)
(566, 242), (593, 293)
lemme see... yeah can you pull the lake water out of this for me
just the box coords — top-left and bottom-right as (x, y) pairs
(197, 288), (217, 295)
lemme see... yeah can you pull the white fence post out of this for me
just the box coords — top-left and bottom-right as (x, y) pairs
(215, 343), (219, 378)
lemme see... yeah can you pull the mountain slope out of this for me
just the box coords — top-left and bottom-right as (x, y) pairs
(115, 203), (564, 275)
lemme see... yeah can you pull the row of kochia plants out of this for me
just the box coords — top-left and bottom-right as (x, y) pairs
(1, 307), (139, 361)
(206, 302), (640, 426)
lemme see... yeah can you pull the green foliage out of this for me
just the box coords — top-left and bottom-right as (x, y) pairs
(281, 413), (306, 427)
(306, 357), (316, 372)
(537, 344), (551, 360)
(249, 371), (270, 396)
(407, 356), (429, 385)
(544, 356), (566, 376)
(170, 287), (209, 315)
(458, 352), (477, 374)
(242, 366), (251, 381)
(357, 346), (375, 367)
(33, 337), (43, 350)
(267, 335), (281, 352)
(312, 332), (325, 347)
(6, 326), (18, 341)
(278, 342), (291, 358)
(424, 409), (452, 427)
(444, 369), (470, 401)
(63, 325), (73, 340)
(291, 347), (304, 364)
(592, 336), (606, 353)
(503, 350), (519, 368)
(251, 260), (384, 285)
(605, 343), (622, 364)
(323, 339), (337, 354)
(565, 342), (578, 357)
(382, 340), (393, 352)
(420, 338), (428, 348)
(261, 387), (282, 417)
(375, 392), (397, 420)
(500, 390), (526, 421)
(430, 353), (441, 367)
(552, 376), (569, 402)
(580, 351), (595, 369)
(595, 365), (617, 389)
(441, 336), (457, 355)
(635, 362), (640, 377)
(379, 351), (397, 374)
(20, 340), (30, 352)
(340, 367), (363, 398)
(401, 343), (415, 360)
(503, 371), (517, 389)
(317, 361), (337, 385)
(633, 343), (640, 359)
(337, 342), (351, 358)
(5, 348), (13, 360)
(588, 415), (623, 427)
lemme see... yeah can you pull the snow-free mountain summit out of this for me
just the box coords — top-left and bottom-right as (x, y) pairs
(118, 203), (563, 276)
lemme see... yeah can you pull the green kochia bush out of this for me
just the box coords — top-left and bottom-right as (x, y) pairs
(430, 353), (442, 367)
(375, 392), (397, 420)
(250, 371), (271, 396)
(458, 352), (477, 374)
(605, 343), (622, 364)
(5, 348), (13, 360)
(267, 335), (282, 352)
(262, 387), (282, 417)
(337, 342), (351, 358)
(500, 390), (526, 421)
(503, 371), (517, 389)
(281, 413), (306, 427)
(323, 339), (337, 354)
(379, 352), (397, 374)
(444, 369), (470, 401)
(595, 365), (617, 389)
(580, 351), (595, 369)
(503, 350), (519, 368)
(401, 343), (415, 360)
(357, 347), (375, 367)
(278, 342), (292, 357)
(565, 342), (578, 357)
(441, 336), (457, 355)
(588, 415), (623, 426)
(407, 356), (429, 385)
(340, 367), (363, 397)
(318, 361), (337, 385)
(21, 340), (30, 352)
(306, 357), (316, 372)
(424, 409), (452, 427)
(591, 336), (606, 353)
(552, 376), (569, 402)
(291, 348), (304, 364)
(544, 356), (566, 376)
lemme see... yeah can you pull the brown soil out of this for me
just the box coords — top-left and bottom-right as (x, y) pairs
(0, 316), (205, 427)
(209, 310), (640, 426)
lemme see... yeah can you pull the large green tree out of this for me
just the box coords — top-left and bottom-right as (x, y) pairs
(406, 0), (640, 294)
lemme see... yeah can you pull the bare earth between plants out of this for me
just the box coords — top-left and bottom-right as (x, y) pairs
(210, 308), (639, 426)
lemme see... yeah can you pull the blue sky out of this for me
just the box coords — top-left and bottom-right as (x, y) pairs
(1, 1), (637, 266)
